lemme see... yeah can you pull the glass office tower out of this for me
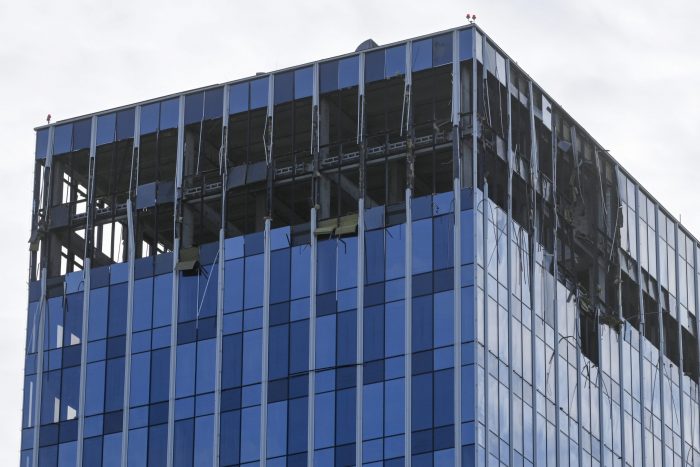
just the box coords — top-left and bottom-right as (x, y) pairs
(21, 24), (700, 467)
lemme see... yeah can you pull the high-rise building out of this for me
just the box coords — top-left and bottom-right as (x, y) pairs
(20, 24), (700, 467)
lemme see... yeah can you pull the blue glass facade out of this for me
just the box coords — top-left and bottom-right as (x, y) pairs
(22, 25), (700, 467)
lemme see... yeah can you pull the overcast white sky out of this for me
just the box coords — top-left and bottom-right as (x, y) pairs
(0, 0), (698, 462)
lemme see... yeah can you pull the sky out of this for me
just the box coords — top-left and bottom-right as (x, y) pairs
(0, 0), (698, 462)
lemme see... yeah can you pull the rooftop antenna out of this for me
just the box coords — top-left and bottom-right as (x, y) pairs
(46, 114), (51, 124)
(466, 13), (476, 24)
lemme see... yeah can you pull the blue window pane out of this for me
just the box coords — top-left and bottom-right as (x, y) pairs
(267, 401), (287, 458)
(384, 378), (405, 436)
(363, 382), (383, 440)
(289, 320), (309, 374)
(412, 372), (433, 430)
(196, 339), (216, 394)
(459, 29), (473, 61)
(150, 348), (170, 403)
(108, 283), (128, 337)
(461, 211), (473, 264)
(83, 436), (102, 466)
(385, 301), (404, 357)
(335, 388), (356, 445)
(194, 415), (214, 467)
(88, 287), (109, 341)
(132, 279), (153, 332)
(270, 249), (290, 303)
(153, 274), (172, 328)
(412, 38), (432, 72)
(220, 410), (241, 465)
(85, 362), (105, 415)
(45, 298), (63, 348)
(36, 128), (49, 159)
(240, 406), (261, 462)
(291, 246), (310, 299)
(127, 427), (147, 467)
(320, 60), (338, 94)
(72, 119), (91, 151)
(229, 83), (249, 114)
(64, 294), (82, 346)
(295, 66), (313, 99)
(338, 237), (357, 290)
(96, 113), (116, 146)
(176, 343), (196, 398)
(225, 259), (244, 312)
(53, 124), (72, 155)
(60, 366), (79, 420)
(434, 290), (454, 348)
(432, 33), (453, 67)
(185, 92), (204, 125)
(102, 432), (122, 467)
(244, 255), (264, 309)
(140, 103), (159, 135)
(412, 219), (433, 274)
(338, 56), (359, 89)
(242, 330), (262, 385)
(365, 230), (385, 284)
(222, 333), (242, 389)
(116, 108), (135, 140)
(337, 310), (356, 366)
(315, 392), (335, 448)
(412, 295), (433, 352)
(364, 305), (384, 361)
(365, 50), (385, 83)
(130, 353), (150, 407)
(288, 397), (308, 454)
(58, 441), (76, 467)
(434, 369), (453, 426)
(204, 87), (224, 120)
(174, 419), (194, 467)
(316, 315), (336, 369)
(386, 224), (405, 280)
(148, 424), (168, 466)
(274, 71), (294, 105)
(269, 325), (289, 379)
(386, 45), (406, 77)
(317, 239), (336, 294)
(250, 77), (269, 110)
(160, 98), (179, 130)
(105, 357), (125, 411)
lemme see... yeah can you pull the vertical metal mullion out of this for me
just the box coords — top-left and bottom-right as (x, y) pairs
(259, 219), (271, 466)
(504, 57), (515, 467)
(550, 110), (562, 466)
(213, 83), (229, 467)
(614, 164), (627, 466)
(656, 204), (668, 467)
(31, 125), (53, 467)
(356, 198), (365, 466)
(307, 207), (317, 467)
(404, 39), (413, 467)
(452, 29), (463, 467)
(76, 115), (97, 467)
(570, 128), (584, 466)
(166, 95), (186, 467)
(355, 48), (365, 467)
(634, 183), (647, 467)
(482, 182), (490, 461)
(674, 222), (687, 465)
(695, 243), (700, 462)
(120, 106), (140, 467)
(404, 187), (412, 467)
(31, 269), (47, 467)
(527, 80), (539, 467)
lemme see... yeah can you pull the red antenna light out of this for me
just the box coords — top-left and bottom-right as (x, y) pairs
(466, 13), (476, 24)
